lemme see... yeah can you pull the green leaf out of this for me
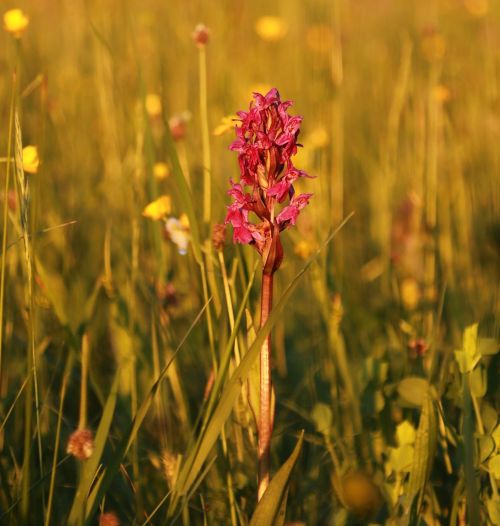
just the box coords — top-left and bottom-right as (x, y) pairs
(397, 377), (430, 407)
(68, 372), (120, 525)
(455, 323), (480, 373)
(470, 366), (487, 398)
(83, 302), (208, 525)
(487, 495), (500, 525)
(249, 431), (304, 526)
(174, 217), (353, 502)
(388, 444), (414, 473)
(478, 435), (496, 464)
(396, 420), (416, 446)
(405, 392), (437, 515)
(488, 454), (500, 478)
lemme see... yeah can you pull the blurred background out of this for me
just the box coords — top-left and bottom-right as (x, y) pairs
(0, 0), (499, 524)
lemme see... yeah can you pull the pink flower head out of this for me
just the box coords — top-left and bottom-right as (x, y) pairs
(225, 88), (313, 274)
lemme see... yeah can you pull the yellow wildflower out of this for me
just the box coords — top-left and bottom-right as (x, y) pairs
(255, 16), (288, 42)
(22, 145), (39, 174)
(145, 93), (162, 117)
(294, 240), (316, 260)
(3, 9), (29, 37)
(213, 115), (239, 136)
(433, 84), (451, 104)
(179, 213), (190, 229)
(142, 195), (171, 220)
(464, 0), (489, 17)
(153, 162), (170, 180)
(308, 126), (329, 149)
(400, 277), (420, 310)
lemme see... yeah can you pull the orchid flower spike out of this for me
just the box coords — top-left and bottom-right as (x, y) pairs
(225, 88), (313, 275)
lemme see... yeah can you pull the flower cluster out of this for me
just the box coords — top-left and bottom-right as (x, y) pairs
(225, 88), (312, 274)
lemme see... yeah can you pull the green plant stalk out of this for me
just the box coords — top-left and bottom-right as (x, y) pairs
(78, 334), (89, 429)
(198, 45), (211, 226)
(258, 272), (273, 501)
(463, 372), (481, 526)
(0, 73), (16, 397)
(45, 353), (74, 526)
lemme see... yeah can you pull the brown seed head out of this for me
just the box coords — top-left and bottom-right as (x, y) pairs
(212, 223), (226, 252)
(192, 24), (210, 47)
(66, 428), (94, 460)
(99, 512), (120, 526)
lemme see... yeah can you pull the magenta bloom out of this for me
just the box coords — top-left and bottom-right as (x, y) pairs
(225, 88), (313, 274)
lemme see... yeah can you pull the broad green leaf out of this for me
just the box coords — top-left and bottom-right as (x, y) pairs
(68, 372), (120, 525)
(396, 420), (416, 446)
(487, 495), (500, 525)
(388, 444), (414, 473)
(478, 436), (496, 463)
(397, 377), (430, 407)
(493, 424), (500, 450)
(470, 365), (487, 398)
(249, 431), (304, 526)
(455, 323), (480, 373)
(488, 454), (500, 478)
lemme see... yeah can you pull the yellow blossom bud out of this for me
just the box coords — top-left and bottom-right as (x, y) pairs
(142, 195), (172, 220)
(255, 16), (288, 42)
(22, 145), (39, 174)
(3, 9), (29, 37)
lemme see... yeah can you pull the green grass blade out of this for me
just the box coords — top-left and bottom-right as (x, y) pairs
(174, 217), (352, 500)
(67, 372), (120, 525)
(82, 301), (209, 524)
(249, 431), (304, 526)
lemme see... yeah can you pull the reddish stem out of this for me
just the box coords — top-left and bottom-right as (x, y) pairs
(258, 271), (274, 500)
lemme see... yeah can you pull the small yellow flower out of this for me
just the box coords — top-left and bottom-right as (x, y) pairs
(400, 277), (420, 310)
(145, 93), (162, 117)
(22, 145), (39, 174)
(142, 195), (171, 220)
(179, 213), (190, 229)
(308, 126), (329, 149)
(153, 162), (170, 180)
(464, 0), (489, 17)
(3, 8), (29, 37)
(213, 115), (239, 136)
(294, 240), (316, 260)
(255, 16), (288, 42)
(433, 84), (451, 104)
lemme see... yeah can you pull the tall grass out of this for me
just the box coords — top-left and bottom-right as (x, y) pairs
(0, 0), (499, 525)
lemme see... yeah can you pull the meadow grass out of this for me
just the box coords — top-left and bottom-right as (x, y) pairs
(0, 0), (499, 525)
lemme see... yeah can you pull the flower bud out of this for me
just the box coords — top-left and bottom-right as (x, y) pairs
(212, 223), (226, 252)
(99, 512), (120, 526)
(66, 428), (94, 460)
(192, 24), (210, 47)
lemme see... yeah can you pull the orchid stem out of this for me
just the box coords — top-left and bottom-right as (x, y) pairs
(258, 271), (274, 501)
